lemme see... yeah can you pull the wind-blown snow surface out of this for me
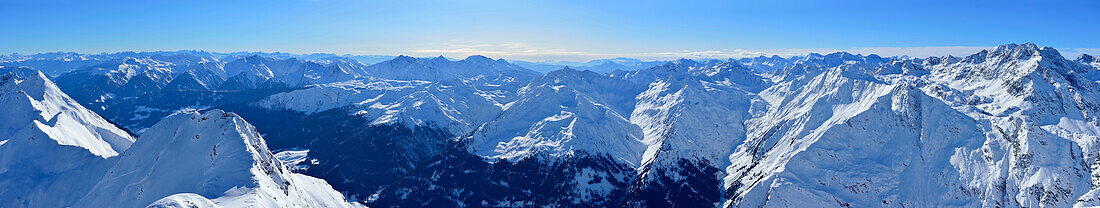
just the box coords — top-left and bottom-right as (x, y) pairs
(0, 69), (357, 208)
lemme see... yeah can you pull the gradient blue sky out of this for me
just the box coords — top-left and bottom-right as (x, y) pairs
(2, 0), (1098, 61)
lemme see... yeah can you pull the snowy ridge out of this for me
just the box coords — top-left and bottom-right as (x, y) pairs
(0, 69), (134, 157)
(623, 58), (767, 167)
(0, 69), (135, 207)
(0, 70), (357, 208)
(621, 68), (763, 206)
(723, 67), (899, 206)
(721, 43), (1100, 207)
(76, 109), (359, 208)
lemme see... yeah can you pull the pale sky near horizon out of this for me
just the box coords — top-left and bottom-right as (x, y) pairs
(2, 0), (1098, 62)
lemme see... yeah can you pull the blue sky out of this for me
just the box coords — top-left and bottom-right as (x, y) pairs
(2, 0), (1098, 61)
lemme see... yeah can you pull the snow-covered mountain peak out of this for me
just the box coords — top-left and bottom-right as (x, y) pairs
(240, 54), (270, 62)
(391, 55), (418, 63)
(921, 54), (962, 66)
(540, 66), (596, 81)
(0, 69), (135, 158)
(77, 109), (359, 208)
(521, 66), (643, 114)
(1078, 54), (1100, 70)
(739, 55), (794, 72)
(463, 54), (494, 62)
(1, 68), (51, 98)
(1080, 54), (1097, 63)
(469, 66), (646, 164)
(958, 43), (1070, 67)
(671, 58), (700, 67)
(618, 58), (768, 93)
(366, 55), (535, 81)
(0, 69), (137, 207)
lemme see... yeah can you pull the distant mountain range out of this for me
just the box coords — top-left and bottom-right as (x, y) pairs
(3, 43), (1100, 207)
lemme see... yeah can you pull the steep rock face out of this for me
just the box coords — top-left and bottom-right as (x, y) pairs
(621, 59), (765, 206)
(76, 110), (357, 208)
(0, 69), (135, 208)
(220, 104), (456, 204)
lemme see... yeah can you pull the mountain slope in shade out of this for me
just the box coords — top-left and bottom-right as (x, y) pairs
(164, 71), (214, 91)
(76, 110), (360, 208)
(0, 69), (135, 208)
(1078, 54), (1099, 69)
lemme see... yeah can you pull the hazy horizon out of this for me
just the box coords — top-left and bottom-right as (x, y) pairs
(4, 43), (1095, 64)
(3, 0), (1098, 62)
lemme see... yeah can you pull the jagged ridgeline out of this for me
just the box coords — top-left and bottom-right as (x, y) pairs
(2, 43), (1100, 207)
